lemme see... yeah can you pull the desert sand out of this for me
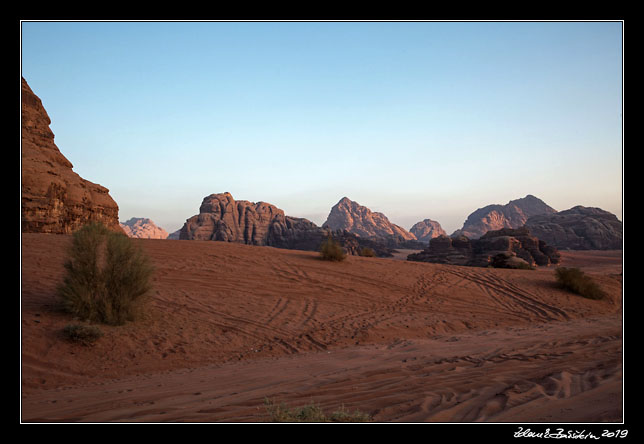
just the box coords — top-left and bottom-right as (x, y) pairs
(21, 234), (623, 422)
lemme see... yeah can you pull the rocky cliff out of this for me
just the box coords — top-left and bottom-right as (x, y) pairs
(322, 197), (420, 247)
(21, 77), (122, 234)
(408, 227), (560, 269)
(120, 218), (169, 239)
(180, 192), (312, 245)
(524, 206), (622, 250)
(409, 219), (447, 244)
(452, 195), (556, 239)
(179, 193), (395, 256)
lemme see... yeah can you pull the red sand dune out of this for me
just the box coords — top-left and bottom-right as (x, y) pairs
(21, 234), (622, 422)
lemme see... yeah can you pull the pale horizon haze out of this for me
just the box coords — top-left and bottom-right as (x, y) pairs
(20, 21), (623, 235)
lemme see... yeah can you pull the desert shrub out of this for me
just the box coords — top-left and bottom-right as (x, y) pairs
(57, 222), (154, 325)
(555, 267), (606, 300)
(359, 247), (376, 257)
(320, 236), (346, 262)
(327, 405), (373, 422)
(63, 323), (103, 345)
(264, 399), (371, 423)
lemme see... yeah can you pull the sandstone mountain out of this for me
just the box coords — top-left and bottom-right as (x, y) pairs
(408, 227), (560, 269)
(21, 77), (122, 234)
(524, 206), (622, 250)
(409, 219), (447, 243)
(322, 197), (420, 248)
(120, 217), (169, 239)
(180, 192), (316, 245)
(179, 192), (395, 256)
(451, 195), (556, 239)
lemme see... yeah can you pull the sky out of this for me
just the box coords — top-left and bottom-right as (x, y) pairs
(20, 21), (623, 235)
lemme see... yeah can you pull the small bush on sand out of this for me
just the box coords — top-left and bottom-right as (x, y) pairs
(359, 247), (376, 257)
(555, 267), (606, 300)
(320, 236), (346, 262)
(264, 398), (371, 423)
(63, 323), (103, 346)
(57, 222), (154, 325)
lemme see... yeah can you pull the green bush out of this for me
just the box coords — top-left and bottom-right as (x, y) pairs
(263, 399), (371, 423)
(57, 222), (154, 325)
(555, 267), (606, 300)
(359, 247), (376, 257)
(320, 236), (346, 262)
(63, 323), (104, 345)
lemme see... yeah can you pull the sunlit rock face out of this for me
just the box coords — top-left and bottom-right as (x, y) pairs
(409, 219), (447, 244)
(21, 77), (123, 234)
(451, 195), (557, 239)
(322, 197), (420, 247)
(120, 218), (169, 239)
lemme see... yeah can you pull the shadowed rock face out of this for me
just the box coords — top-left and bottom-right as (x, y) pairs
(120, 218), (169, 239)
(179, 193), (395, 256)
(21, 77), (122, 234)
(409, 219), (447, 244)
(524, 206), (622, 250)
(323, 197), (420, 247)
(167, 229), (182, 240)
(408, 227), (560, 268)
(452, 195), (557, 239)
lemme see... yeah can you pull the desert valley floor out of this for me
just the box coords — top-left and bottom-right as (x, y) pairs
(21, 234), (623, 422)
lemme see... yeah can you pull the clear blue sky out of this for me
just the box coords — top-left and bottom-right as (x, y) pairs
(21, 21), (623, 234)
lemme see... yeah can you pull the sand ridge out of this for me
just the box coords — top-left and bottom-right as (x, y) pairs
(20, 234), (622, 422)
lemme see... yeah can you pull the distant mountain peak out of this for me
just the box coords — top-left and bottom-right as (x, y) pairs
(452, 195), (556, 239)
(120, 217), (169, 239)
(409, 218), (447, 243)
(323, 197), (417, 242)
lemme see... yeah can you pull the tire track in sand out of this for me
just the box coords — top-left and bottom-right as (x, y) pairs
(443, 268), (570, 322)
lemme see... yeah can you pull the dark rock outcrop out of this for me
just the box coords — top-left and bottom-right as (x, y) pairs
(21, 77), (123, 234)
(408, 234), (473, 266)
(452, 195), (556, 239)
(524, 206), (622, 250)
(179, 193), (395, 256)
(409, 219), (447, 243)
(408, 227), (560, 268)
(120, 218), (169, 239)
(167, 229), (182, 240)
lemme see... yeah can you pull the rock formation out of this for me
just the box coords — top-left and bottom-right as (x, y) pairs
(120, 218), (169, 239)
(408, 227), (560, 269)
(408, 235), (473, 267)
(322, 197), (422, 248)
(452, 195), (556, 239)
(21, 77), (122, 234)
(180, 192), (311, 244)
(166, 229), (182, 240)
(409, 219), (447, 243)
(524, 206), (622, 250)
(179, 193), (395, 256)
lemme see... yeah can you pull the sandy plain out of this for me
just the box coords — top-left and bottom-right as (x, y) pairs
(20, 234), (623, 422)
